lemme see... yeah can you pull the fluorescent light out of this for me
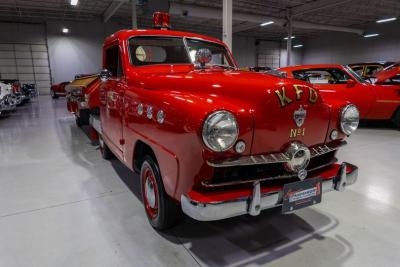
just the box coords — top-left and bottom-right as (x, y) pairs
(62, 28), (69, 33)
(70, 0), (78, 6)
(284, 36), (295, 40)
(260, 21), (274, 26)
(376, 17), (397, 23)
(363, 33), (379, 38)
(293, 44), (303, 48)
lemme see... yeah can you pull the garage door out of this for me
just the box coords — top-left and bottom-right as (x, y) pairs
(257, 41), (281, 69)
(0, 43), (51, 95)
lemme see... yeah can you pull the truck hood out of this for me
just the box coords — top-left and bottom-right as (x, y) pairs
(133, 68), (331, 153)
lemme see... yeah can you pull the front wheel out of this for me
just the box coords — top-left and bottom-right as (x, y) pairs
(393, 109), (400, 130)
(99, 135), (113, 159)
(140, 156), (182, 230)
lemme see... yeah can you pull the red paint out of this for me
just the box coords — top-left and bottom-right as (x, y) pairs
(98, 28), (354, 203)
(279, 64), (400, 120)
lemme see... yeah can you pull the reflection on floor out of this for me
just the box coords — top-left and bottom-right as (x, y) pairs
(0, 96), (399, 267)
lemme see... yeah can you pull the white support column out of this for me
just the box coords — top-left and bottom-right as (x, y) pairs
(286, 9), (293, 67)
(222, 0), (232, 50)
(131, 0), (137, 29)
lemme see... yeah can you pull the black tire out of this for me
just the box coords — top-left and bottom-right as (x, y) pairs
(140, 155), (182, 230)
(75, 116), (83, 127)
(99, 135), (113, 159)
(50, 90), (58, 99)
(392, 108), (400, 130)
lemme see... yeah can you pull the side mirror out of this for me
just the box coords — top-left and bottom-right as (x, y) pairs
(346, 79), (356, 87)
(195, 48), (212, 68)
(100, 69), (112, 82)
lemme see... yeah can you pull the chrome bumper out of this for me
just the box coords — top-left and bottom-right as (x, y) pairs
(181, 162), (358, 221)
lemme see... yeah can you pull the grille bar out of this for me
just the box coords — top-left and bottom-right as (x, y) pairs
(207, 141), (346, 168)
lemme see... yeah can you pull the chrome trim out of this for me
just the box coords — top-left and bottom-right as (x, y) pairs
(207, 141), (346, 168)
(181, 162), (358, 221)
(201, 158), (337, 188)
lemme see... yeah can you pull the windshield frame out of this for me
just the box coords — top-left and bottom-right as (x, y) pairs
(344, 65), (368, 84)
(127, 35), (237, 69)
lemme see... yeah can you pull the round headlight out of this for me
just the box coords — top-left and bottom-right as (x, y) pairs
(202, 110), (238, 152)
(340, 104), (359, 135)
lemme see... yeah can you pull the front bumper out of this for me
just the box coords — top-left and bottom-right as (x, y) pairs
(181, 162), (358, 221)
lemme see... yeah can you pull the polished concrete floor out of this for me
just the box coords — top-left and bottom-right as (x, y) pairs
(0, 96), (399, 267)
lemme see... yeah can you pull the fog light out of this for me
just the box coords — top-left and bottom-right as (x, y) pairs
(235, 140), (246, 153)
(330, 129), (338, 140)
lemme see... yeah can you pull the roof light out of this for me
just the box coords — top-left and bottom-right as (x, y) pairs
(70, 0), (78, 6)
(376, 17), (397, 23)
(284, 36), (295, 40)
(153, 12), (171, 30)
(260, 21), (274, 26)
(62, 28), (69, 33)
(293, 44), (303, 48)
(363, 33), (379, 38)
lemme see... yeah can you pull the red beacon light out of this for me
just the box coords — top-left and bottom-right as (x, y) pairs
(153, 12), (171, 30)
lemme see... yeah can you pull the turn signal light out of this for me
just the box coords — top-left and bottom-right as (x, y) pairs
(153, 12), (171, 30)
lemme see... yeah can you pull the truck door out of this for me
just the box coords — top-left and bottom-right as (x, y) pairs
(100, 44), (125, 156)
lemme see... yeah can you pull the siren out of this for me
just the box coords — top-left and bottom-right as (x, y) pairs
(153, 12), (171, 30)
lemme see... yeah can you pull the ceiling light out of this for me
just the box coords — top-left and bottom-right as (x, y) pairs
(284, 36), (295, 40)
(376, 17), (397, 23)
(70, 0), (78, 6)
(293, 44), (303, 48)
(363, 33), (379, 38)
(260, 21), (274, 26)
(62, 28), (69, 33)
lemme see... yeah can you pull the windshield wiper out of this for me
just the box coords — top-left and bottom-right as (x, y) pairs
(211, 64), (236, 70)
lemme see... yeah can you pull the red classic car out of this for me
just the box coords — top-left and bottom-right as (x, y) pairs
(65, 75), (100, 126)
(92, 13), (359, 230)
(279, 64), (400, 129)
(50, 81), (70, 98)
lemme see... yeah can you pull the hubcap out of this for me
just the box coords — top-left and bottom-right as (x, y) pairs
(145, 177), (156, 208)
(142, 167), (158, 219)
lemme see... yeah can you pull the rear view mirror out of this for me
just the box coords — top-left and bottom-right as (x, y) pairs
(346, 79), (356, 87)
(100, 69), (112, 82)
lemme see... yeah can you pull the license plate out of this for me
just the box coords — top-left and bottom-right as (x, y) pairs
(282, 178), (322, 213)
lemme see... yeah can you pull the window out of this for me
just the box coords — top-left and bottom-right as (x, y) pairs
(351, 66), (364, 76)
(365, 65), (383, 76)
(128, 36), (234, 68)
(186, 39), (234, 67)
(129, 37), (190, 66)
(293, 68), (352, 85)
(105, 45), (123, 77)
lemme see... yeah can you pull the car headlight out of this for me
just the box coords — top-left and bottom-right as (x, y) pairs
(202, 110), (238, 152)
(340, 104), (359, 135)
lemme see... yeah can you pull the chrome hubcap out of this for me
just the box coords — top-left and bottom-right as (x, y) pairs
(145, 177), (156, 208)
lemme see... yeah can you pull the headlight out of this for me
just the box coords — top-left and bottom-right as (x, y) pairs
(202, 110), (238, 152)
(340, 104), (359, 135)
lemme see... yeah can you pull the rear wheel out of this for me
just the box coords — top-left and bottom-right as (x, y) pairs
(393, 108), (400, 130)
(140, 156), (182, 230)
(99, 135), (113, 159)
(50, 90), (58, 99)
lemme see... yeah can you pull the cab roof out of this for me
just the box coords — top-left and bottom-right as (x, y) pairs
(104, 29), (225, 47)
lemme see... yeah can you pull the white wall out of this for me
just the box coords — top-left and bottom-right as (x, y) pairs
(232, 36), (257, 67)
(46, 19), (125, 83)
(302, 21), (400, 64)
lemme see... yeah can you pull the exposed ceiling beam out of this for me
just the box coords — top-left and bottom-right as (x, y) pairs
(291, 0), (353, 16)
(169, 3), (364, 35)
(103, 0), (129, 23)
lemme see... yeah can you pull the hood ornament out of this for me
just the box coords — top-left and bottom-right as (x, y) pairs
(293, 106), (307, 127)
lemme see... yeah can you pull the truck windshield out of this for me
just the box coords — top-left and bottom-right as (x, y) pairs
(128, 36), (234, 68)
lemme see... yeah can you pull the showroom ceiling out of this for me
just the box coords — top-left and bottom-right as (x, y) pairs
(0, 0), (399, 39)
